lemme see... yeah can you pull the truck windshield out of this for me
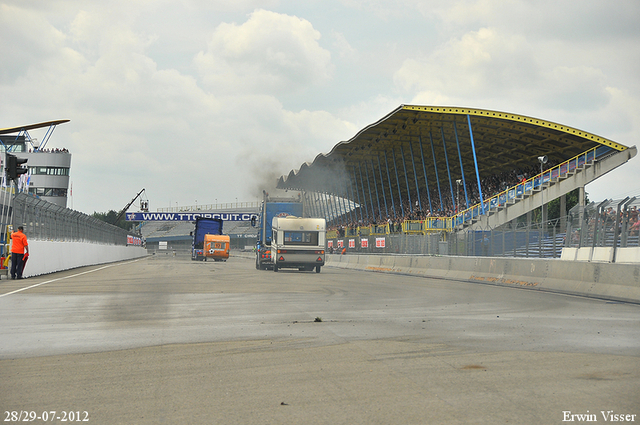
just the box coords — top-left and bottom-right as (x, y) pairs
(283, 231), (318, 246)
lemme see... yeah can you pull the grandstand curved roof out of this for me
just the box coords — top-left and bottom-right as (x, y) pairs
(277, 105), (629, 195)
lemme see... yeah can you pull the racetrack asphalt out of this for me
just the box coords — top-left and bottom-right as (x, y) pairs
(1, 254), (638, 424)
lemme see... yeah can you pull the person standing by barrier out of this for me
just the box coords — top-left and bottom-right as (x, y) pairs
(10, 226), (29, 279)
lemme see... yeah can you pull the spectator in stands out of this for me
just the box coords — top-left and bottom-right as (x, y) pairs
(630, 210), (639, 237)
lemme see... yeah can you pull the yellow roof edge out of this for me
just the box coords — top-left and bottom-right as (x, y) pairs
(401, 105), (627, 152)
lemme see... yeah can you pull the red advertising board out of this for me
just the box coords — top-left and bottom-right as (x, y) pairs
(361, 238), (368, 248)
(376, 237), (385, 248)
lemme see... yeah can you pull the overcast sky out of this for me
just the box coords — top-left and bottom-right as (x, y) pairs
(1, 0), (639, 214)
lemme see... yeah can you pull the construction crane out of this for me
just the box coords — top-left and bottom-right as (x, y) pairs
(115, 188), (148, 224)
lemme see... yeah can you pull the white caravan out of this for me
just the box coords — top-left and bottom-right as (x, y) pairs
(271, 216), (326, 273)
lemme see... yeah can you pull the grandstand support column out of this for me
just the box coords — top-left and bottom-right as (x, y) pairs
(330, 185), (341, 227)
(364, 162), (379, 221)
(358, 164), (370, 221)
(400, 144), (413, 215)
(369, 160), (382, 218)
(338, 180), (349, 226)
(349, 174), (362, 223)
(467, 115), (484, 214)
(440, 127), (456, 215)
(418, 135), (433, 213)
(325, 192), (334, 225)
(322, 192), (331, 224)
(384, 151), (397, 218)
(316, 192), (325, 222)
(408, 140), (422, 212)
(453, 121), (469, 209)
(315, 191), (323, 218)
(429, 132), (444, 211)
(309, 192), (316, 217)
(316, 192), (328, 220)
(311, 191), (319, 220)
(376, 156), (389, 218)
(578, 186), (585, 235)
(344, 180), (355, 224)
(391, 148), (405, 217)
(353, 167), (364, 223)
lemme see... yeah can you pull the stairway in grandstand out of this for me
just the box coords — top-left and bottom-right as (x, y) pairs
(461, 146), (637, 231)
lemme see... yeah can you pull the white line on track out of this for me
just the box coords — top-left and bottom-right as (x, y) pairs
(0, 257), (147, 298)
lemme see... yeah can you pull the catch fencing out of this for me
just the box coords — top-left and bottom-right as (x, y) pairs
(1, 191), (139, 254)
(327, 197), (640, 259)
(327, 222), (560, 258)
(565, 197), (640, 250)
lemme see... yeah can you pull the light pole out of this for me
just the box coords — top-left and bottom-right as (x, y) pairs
(538, 155), (548, 232)
(456, 179), (462, 214)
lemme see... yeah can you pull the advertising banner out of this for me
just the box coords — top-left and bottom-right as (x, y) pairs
(126, 212), (258, 221)
(361, 238), (368, 248)
(349, 239), (355, 248)
(376, 237), (385, 248)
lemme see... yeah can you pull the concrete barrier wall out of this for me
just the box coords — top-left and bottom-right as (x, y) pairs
(15, 240), (147, 278)
(561, 247), (640, 264)
(326, 254), (640, 304)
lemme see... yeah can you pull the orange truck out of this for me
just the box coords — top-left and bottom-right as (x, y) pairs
(203, 234), (230, 262)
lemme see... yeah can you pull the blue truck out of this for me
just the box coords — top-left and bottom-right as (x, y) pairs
(191, 217), (224, 261)
(254, 192), (303, 270)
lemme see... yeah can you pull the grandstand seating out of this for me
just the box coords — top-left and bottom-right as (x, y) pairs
(459, 146), (635, 231)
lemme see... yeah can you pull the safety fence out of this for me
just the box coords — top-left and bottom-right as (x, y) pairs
(327, 218), (570, 258)
(327, 216), (452, 239)
(565, 197), (640, 249)
(1, 191), (141, 256)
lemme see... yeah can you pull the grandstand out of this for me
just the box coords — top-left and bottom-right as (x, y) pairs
(278, 105), (636, 233)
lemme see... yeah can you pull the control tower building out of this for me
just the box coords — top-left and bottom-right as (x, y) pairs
(0, 120), (71, 208)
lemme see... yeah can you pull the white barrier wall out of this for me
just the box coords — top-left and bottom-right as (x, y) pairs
(18, 240), (147, 278)
(326, 254), (640, 304)
(561, 247), (640, 263)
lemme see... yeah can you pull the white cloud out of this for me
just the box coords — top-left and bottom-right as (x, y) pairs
(194, 9), (333, 95)
(394, 26), (615, 114)
(1, 0), (639, 212)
